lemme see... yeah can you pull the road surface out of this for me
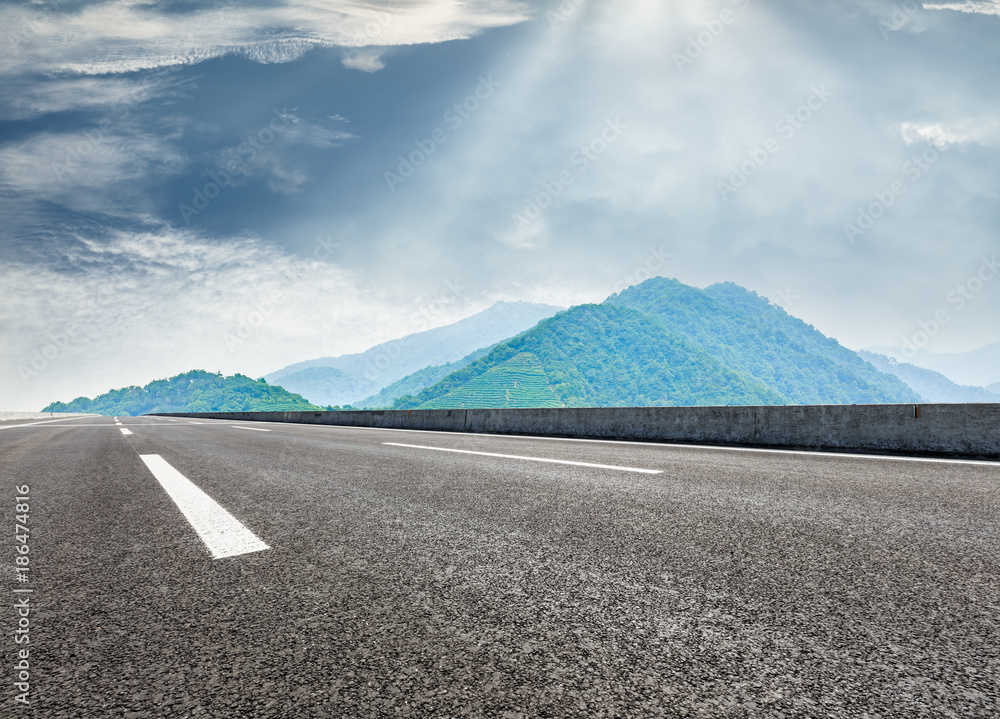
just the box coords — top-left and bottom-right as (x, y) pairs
(2, 415), (998, 717)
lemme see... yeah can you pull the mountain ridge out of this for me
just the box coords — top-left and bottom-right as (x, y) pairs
(266, 300), (563, 406)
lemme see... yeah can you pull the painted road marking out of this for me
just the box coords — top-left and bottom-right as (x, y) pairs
(315, 425), (1000, 468)
(0, 416), (101, 430)
(139, 454), (269, 560)
(232, 426), (271, 432)
(120, 428), (133, 435)
(384, 442), (662, 474)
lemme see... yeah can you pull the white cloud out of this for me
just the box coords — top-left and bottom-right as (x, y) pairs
(923, 1), (1000, 16)
(0, 129), (185, 214)
(341, 49), (387, 72)
(0, 225), (435, 409)
(208, 113), (357, 194)
(0, 0), (531, 78)
(900, 118), (1000, 148)
(0, 73), (186, 121)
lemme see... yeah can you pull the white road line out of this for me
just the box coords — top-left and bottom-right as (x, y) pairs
(384, 442), (662, 474)
(231, 426), (271, 432)
(139, 454), (269, 560)
(0, 416), (102, 430)
(311, 425), (1000, 468)
(120, 428), (133, 436)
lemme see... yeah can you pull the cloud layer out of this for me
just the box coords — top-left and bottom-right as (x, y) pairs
(2, 0), (999, 409)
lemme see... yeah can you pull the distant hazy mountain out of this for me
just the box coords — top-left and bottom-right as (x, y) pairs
(42, 370), (320, 416)
(858, 351), (1000, 403)
(355, 346), (494, 409)
(395, 278), (918, 410)
(266, 301), (563, 407)
(864, 341), (1000, 388)
(271, 367), (378, 408)
(989, 383), (1000, 394)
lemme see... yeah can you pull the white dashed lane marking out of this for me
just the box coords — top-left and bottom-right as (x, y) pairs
(383, 442), (663, 475)
(139, 454), (269, 560)
(231, 426), (271, 432)
(120, 428), (133, 436)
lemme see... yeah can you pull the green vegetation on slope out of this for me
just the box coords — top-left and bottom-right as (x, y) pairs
(42, 370), (322, 416)
(419, 352), (563, 409)
(605, 278), (918, 404)
(395, 304), (785, 409)
(355, 345), (494, 409)
(265, 301), (563, 406)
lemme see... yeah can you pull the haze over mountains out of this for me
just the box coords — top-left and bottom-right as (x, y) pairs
(40, 278), (999, 415)
(858, 351), (1000, 404)
(265, 301), (563, 407)
(395, 279), (918, 410)
(865, 342), (1000, 389)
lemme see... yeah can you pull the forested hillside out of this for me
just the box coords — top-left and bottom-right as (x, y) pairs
(395, 304), (785, 409)
(606, 278), (918, 405)
(42, 370), (321, 416)
(396, 278), (918, 410)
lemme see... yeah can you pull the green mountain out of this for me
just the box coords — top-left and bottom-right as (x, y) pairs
(42, 370), (322, 416)
(395, 303), (785, 409)
(605, 278), (919, 405)
(266, 301), (563, 406)
(858, 351), (1000, 403)
(355, 345), (494, 409)
(394, 278), (919, 410)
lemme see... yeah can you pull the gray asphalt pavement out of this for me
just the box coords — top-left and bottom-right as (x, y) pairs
(2, 415), (998, 718)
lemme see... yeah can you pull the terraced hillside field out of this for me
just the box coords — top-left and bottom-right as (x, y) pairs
(420, 353), (564, 409)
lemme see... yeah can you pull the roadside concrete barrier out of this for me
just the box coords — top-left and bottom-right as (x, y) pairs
(151, 404), (1000, 460)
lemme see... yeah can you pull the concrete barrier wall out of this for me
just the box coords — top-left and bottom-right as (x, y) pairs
(152, 404), (1000, 460)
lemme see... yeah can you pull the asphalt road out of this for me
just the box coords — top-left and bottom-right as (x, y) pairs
(2, 415), (998, 718)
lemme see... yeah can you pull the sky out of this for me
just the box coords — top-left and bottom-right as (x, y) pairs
(2, 0), (999, 409)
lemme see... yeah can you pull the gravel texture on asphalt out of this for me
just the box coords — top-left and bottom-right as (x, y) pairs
(2, 416), (998, 718)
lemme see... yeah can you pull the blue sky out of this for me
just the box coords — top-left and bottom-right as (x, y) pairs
(2, 0), (999, 408)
